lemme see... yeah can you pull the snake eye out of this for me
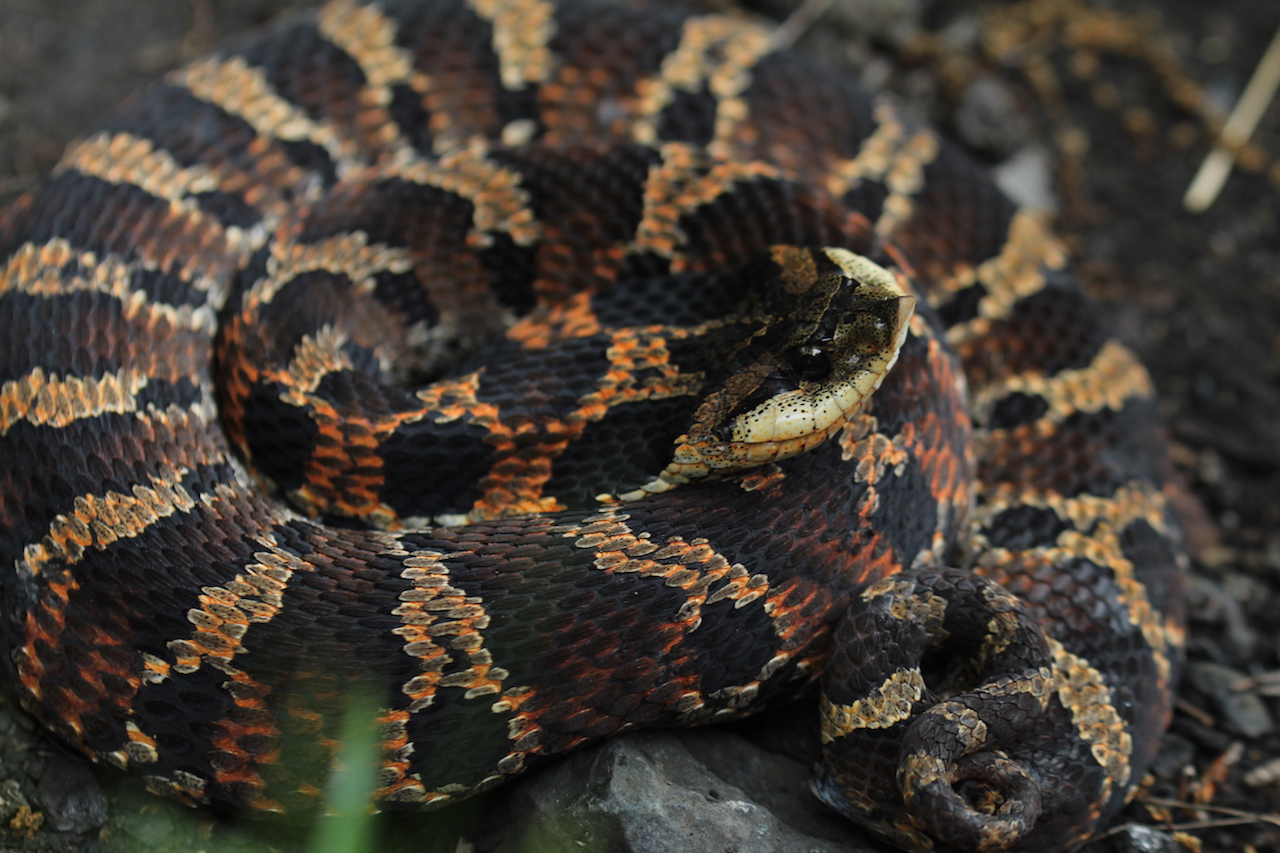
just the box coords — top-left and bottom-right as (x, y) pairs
(787, 345), (833, 383)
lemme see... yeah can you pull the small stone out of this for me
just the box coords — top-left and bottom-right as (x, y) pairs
(487, 730), (881, 853)
(1184, 661), (1274, 739)
(34, 752), (108, 834)
(955, 75), (1030, 157)
(1102, 823), (1184, 852)
(992, 145), (1058, 213)
(1147, 733), (1195, 779)
(1187, 574), (1256, 660)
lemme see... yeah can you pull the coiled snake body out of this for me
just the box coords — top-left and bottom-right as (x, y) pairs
(0, 1), (1186, 850)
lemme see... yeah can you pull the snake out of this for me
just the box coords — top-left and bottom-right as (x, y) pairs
(0, 0), (1187, 850)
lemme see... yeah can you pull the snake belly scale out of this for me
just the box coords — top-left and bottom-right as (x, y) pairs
(0, 1), (1186, 850)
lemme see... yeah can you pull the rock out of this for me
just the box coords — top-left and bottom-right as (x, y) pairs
(1184, 661), (1274, 739)
(1187, 574), (1256, 661)
(485, 729), (882, 853)
(993, 145), (1058, 213)
(1147, 732), (1195, 779)
(1096, 823), (1184, 852)
(34, 751), (108, 834)
(955, 75), (1031, 157)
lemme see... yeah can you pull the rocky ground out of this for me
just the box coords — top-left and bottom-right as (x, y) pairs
(0, 0), (1277, 851)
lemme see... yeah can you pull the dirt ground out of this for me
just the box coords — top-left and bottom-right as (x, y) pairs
(0, 0), (1278, 851)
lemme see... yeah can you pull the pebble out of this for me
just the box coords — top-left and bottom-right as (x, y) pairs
(34, 751), (108, 834)
(1184, 661), (1274, 739)
(955, 75), (1031, 156)
(993, 144), (1059, 212)
(1103, 824), (1185, 852)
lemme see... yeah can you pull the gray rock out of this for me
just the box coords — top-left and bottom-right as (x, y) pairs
(1104, 824), (1185, 852)
(993, 145), (1058, 213)
(1185, 661), (1274, 738)
(1188, 574), (1256, 660)
(955, 75), (1031, 157)
(489, 729), (886, 853)
(34, 751), (108, 834)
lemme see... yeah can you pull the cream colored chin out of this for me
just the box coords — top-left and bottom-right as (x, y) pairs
(730, 386), (858, 444)
(728, 317), (908, 445)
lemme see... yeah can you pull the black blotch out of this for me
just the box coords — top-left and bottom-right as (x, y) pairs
(656, 88), (717, 146)
(473, 335), (613, 414)
(278, 140), (338, 188)
(984, 505), (1070, 551)
(0, 421), (228, 573)
(476, 232), (539, 315)
(372, 268), (439, 330)
(134, 376), (204, 412)
(987, 392), (1050, 430)
(251, 269), (359, 360)
(313, 370), (395, 416)
(43, 479), (257, 757)
(623, 251), (673, 279)
(841, 180), (890, 223)
(0, 291), (127, 381)
(230, 247), (274, 311)
(0, 173), (168, 262)
(236, 381), (318, 494)
(494, 85), (543, 138)
(297, 178), (471, 246)
(914, 152), (1017, 269)
(545, 396), (700, 505)
(878, 465), (942, 564)
(1053, 404), (1167, 499)
(937, 283), (985, 329)
(1121, 514), (1177, 581)
(376, 418), (494, 519)
(487, 143), (657, 244)
(687, 595), (779, 695)
(388, 83), (434, 154)
(676, 177), (849, 259)
(190, 190), (261, 230)
(97, 83), (260, 171)
(1120, 518), (1171, 569)
(228, 21), (367, 124)
(131, 265), (208, 311)
(400, 600), (545, 790)
(1006, 279), (1110, 375)
(1119, 517), (1182, 616)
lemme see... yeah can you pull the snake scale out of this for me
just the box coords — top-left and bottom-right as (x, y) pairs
(0, 0), (1187, 850)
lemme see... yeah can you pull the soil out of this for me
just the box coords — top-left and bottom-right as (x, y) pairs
(0, 0), (1277, 851)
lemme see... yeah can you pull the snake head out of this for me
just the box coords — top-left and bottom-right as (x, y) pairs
(615, 246), (915, 500)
